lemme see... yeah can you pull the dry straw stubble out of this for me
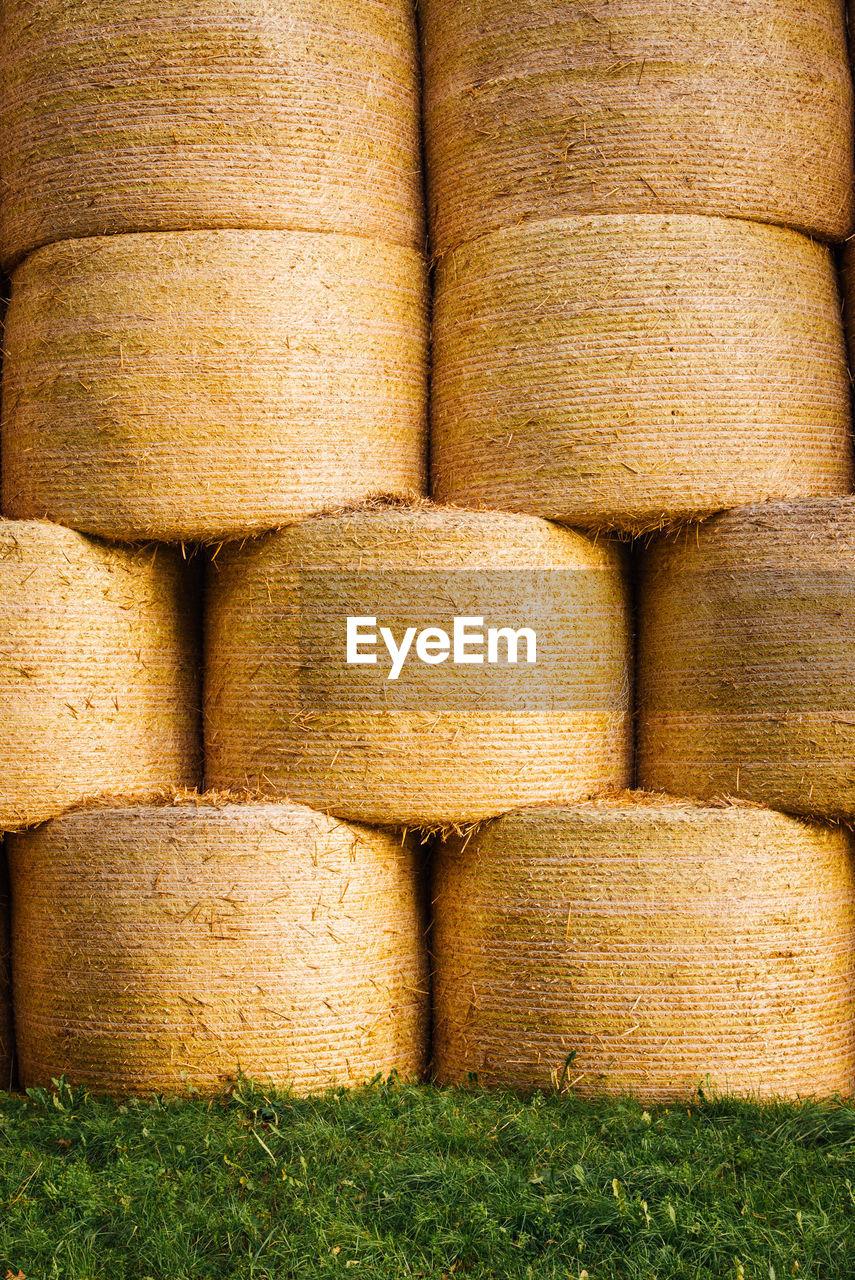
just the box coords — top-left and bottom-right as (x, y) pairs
(0, 519), (200, 831)
(431, 214), (852, 532)
(423, 0), (854, 253)
(1, 229), (428, 542)
(0, 0), (423, 269)
(433, 799), (855, 1102)
(639, 498), (855, 818)
(205, 503), (632, 826)
(9, 801), (429, 1096)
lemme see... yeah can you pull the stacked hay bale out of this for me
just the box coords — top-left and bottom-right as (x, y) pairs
(424, 0), (855, 530)
(431, 216), (851, 530)
(0, 0), (429, 541)
(423, 0), (853, 244)
(0, 0), (854, 1107)
(0, 518), (202, 1089)
(0, 519), (200, 830)
(421, 0), (855, 1101)
(0, 0), (422, 254)
(638, 499), (855, 815)
(9, 802), (429, 1095)
(839, 246), (855, 369)
(1, 232), (427, 541)
(199, 493), (636, 1085)
(433, 799), (855, 1101)
(0, 1), (434, 1094)
(205, 502), (633, 825)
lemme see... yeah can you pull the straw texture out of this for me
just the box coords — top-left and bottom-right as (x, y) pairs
(433, 799), (855, 1101)
(9, 801), (428, 1097)
(840, 240), (855, 363)
(0, 520), (200, 831)
(0, 850), (12, 1090)
(422, 0), (854, 253)
(0, 0), (422, 269)
(205, 503), (632, 826)
(639, 499), (855, 818)
(431, 214), (852, 532)
(1, 229), (428, 542)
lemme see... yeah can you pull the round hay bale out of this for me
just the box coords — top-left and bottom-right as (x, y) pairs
(8, 801), (429, 1096)
(433, 798), (855, 1101)
(422, 0), (854, 254)
(639, 498), (855, 818)
(431, 214), (852, 533)
(840, 239), (855, 363)
(0, 519), (200, 831)
(1, 229), (428, 543)
(0, 0), (422, 269)
(205, 503), (632, 826)
(0, 850), (13, 1090)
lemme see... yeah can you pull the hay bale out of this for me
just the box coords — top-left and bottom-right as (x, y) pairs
(840, 240), (855, 363)
(1, 229), (428, 542)
(205, 503), (632, 826)
(9, 801), (429, 1096)
(431, 214), (852, 533)
(0, 850), (13, 1091)
(0, 519), (200, 830)
(423, 0), (854, 254)
(0, 0), (422, 269)
(638, 498), (855, 818)
(433, 798), (855, 1101)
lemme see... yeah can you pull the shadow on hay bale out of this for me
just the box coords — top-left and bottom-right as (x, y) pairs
(9, 800), (429, 1097)
(431, 214), (852, 532)
(204, 501), (633, 826)
(433, 796), (855, 1103)
(0, 0), (423, 268)
(0, 519), (200, 832)
(423, 0), (853, 253)
(1, 228), (428, 543)
(639, 498), (855, 819)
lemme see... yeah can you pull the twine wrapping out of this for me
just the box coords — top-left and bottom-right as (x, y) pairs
(433, 798), (855, 1102)
(1, 229), (428, 542)
(205, 502), (632, 826)
(9, 800), (429, 1097)
(0, 850), (12, 1090)
(422, 0), (854, 254)
(431, 214), (852, 533)
(0, 0), (423, 269)
(639, 498), (855, 818)
(0, 519), (200, 831)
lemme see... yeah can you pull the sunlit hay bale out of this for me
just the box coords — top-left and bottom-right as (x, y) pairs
(431, 214), (852, 533)
(9, 800), (429, 1096)
(0, 850), (12, 1091)
(433, 797), (855, 1102)
(639, 498), (855, 818)
(422, 0), (854, 255)
(0, 0), (422, 269)
(205, 502), (632, 826)
(0, 519), (200, 830)
(1, 229), (428, 542)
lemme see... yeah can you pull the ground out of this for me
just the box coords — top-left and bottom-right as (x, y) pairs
(0, 1078), (853, 1279)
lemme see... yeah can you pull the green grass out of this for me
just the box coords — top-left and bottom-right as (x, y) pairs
(0, 1079), (854, 1279)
